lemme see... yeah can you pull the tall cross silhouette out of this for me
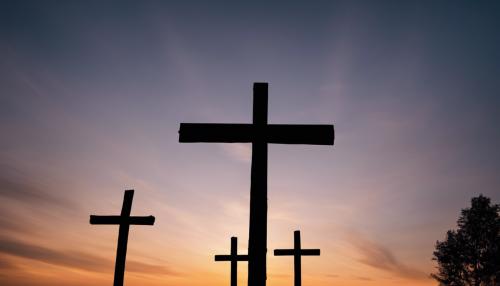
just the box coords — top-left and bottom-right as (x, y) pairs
(215, 237), (249, 286)
(274, 231), (320, 286)
(90, 190), (155, 286)
(179, 82), (334, 286)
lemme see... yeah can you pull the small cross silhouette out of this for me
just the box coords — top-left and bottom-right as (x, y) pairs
(274, 230), (320, 286)
(215, 237), (249, 286)
(90, 190), (155, 286)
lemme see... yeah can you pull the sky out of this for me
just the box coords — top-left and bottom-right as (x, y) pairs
(0, 1), (499, 286)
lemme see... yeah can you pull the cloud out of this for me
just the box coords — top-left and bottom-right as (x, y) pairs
(0, 166), (80, 237)
(0, 166), (75, 210)
(127, 260), (180, 276)
(325, 274), (339, 278)
(0, 167), (184, 279)
(0, 214), (33, 235)
(0, 258), (16, 270)
(347, 233), (427, 280)
(218, 143), (252, 162)
(354, 275), (373, 281)
(0, 237), (179, 276)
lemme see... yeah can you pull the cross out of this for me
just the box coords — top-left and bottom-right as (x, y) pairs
(215, 237), (249, 286)
(90, 190), (155, 286)
(179, 82), (334, 286)
(274, 231), (320, 286)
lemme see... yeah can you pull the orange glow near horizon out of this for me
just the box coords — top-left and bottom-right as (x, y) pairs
(0, 174), (437, 286)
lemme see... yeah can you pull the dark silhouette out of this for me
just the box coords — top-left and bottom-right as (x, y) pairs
(432, 195), (500, 286)
(90, 190), (155, 286)
(274, 230), (320, 286)
(215, 237), (249, 286)
(179, 82), (334, 286)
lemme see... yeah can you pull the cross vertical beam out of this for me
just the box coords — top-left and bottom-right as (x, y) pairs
(294, 230), (301, 286)
(248, 82), (268, 286)
(115, 190), (132, 286)
(274, 231), (320, 286)
(231, 237), (238, 286)
(90, 190), (155, 286)
(215, 237), (249, 286)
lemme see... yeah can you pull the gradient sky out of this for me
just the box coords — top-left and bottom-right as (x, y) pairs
(1, 1), (500, 286)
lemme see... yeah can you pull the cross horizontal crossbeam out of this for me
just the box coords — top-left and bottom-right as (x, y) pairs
(274, 249), (320, 256)
(90, 215), (155, 225)
(215, 255), (249, 261)
(179, 123), (334, 145)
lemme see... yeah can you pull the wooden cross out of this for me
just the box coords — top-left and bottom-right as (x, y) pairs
(215, 237), (249, 286)
(179, 82), (334, 286)
(274, 231), (320, 286)
(90, 190), (155, 286)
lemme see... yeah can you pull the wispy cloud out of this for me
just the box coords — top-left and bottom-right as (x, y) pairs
(0, 165), (75, 210)
(218, 143), (252, 163)
(0, 258), (16, 270)
(0, 214), (33, 235)
(127, 260), (180, 276)
(0, 165), (80, 239)
(354, 275), (374, 281)
(347, 233), (427, 280)
(0, 237), (180, 276)
(324, 274), (339, 278)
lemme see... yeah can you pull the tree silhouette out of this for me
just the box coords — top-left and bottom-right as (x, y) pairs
(432, 195), (500, 286)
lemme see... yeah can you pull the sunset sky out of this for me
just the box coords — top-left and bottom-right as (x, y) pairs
(1, 1), (500, 286)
